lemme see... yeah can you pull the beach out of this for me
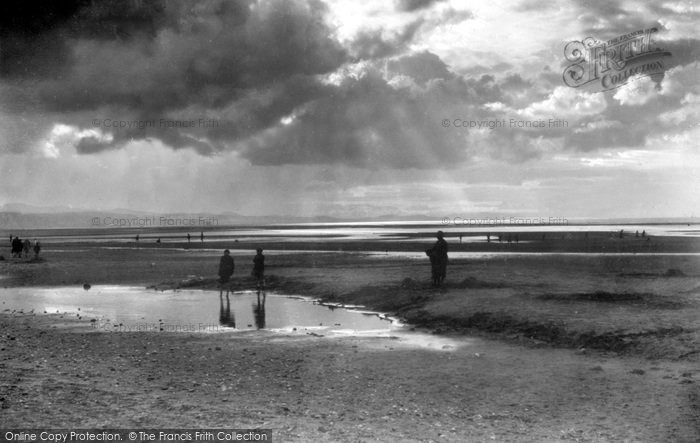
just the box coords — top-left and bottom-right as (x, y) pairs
(4, 0), (698, 441)
(1, 230), (699, 442)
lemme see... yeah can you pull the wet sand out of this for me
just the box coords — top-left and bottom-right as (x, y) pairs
(1, 235), (699, 441)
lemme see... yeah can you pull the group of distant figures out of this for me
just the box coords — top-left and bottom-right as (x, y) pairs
(209, 228), (653, 293)
(9, 235), (41, 259)
(218, 248), (266, 295)
(215, 234), (450, 292)
(619, 229), (648, 239)
(133, 232), (207, 244)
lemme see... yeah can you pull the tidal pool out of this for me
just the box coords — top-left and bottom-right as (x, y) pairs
(0, 285), (399, 333)
(0, 286), (467, 349)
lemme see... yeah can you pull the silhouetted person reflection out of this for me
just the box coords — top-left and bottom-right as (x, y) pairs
(252, 290), (266, 329)
(219, 293), (236, 328)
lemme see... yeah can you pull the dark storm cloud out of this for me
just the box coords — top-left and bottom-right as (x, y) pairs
(349, 20), (424, 59)
(1, 0), (478, 168)
(395, 0), (445, 12)
(0, 0), (529, 169)
(19, 0), (345, 114)
(0, 0), (349, 157)
(0, 0), (171, 78)
(236, 65), (557, 168)
(661, 39), (700, 70)
(387, 51), (451, 85)
(2, 0), (694, 170)
(242, 69), (470, 168)
(74, 135), (115, 155)
(571, 0), (662, 41)
(0, 0), (86, 78)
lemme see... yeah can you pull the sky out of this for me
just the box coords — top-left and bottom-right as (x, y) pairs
(0, 0), (698, 220)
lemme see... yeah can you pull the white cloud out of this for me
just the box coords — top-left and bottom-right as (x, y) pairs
(38, 124), (114, 159)
(521, 87), (607, 119)
(659, 94), (700, 125)
(660, 62), (700, 98)
(613, 75), (659, 106)
(573, 120), (623, 134)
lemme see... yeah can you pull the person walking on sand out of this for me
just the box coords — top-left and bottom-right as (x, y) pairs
(33, 241), (41, 259)
(252, 248), (265, 289)
(187, 233), (191, 243)
(218, 249), (235, 296)
(200, 231), (204, 243)
(11, 236), (21, 258)
(22, 239), (31, 258)
(426, 231), (448, 287)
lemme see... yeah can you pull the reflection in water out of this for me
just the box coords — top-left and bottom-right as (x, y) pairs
(219, 290), (267, 330)
(219, 293), (236, 328)
(253, 290), (266, 329)
(0, 286), (399, 335)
